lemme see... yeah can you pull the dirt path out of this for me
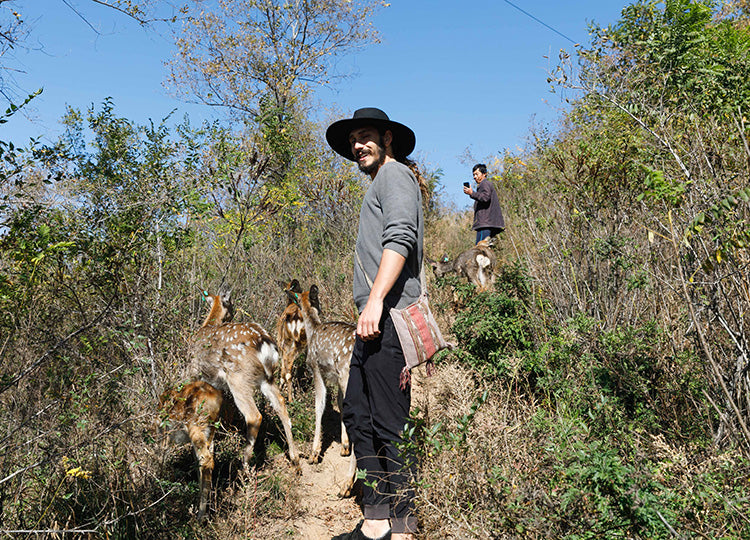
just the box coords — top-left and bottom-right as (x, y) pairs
(285, 370), (431, 539)
(289, 441), (362, 539)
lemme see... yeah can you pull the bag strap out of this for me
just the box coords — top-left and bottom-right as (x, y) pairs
(355, 249), (428, 296)
(355, 249), (374, 289)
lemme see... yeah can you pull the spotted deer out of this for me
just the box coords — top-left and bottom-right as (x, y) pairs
(275, 279), (306, 402)
(159, 290), (233, 518)
(428, 237), (497, 292)
(186, 291), (300, 472)
(159, 380), (222, 519)
(287, 284), (357, 497)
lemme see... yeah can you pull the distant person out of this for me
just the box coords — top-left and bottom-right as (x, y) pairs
(326, 107), (422, 540)
(463, 163), (505, 244)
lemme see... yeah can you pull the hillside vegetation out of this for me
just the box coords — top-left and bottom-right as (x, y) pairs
(2, 0), (750, 538)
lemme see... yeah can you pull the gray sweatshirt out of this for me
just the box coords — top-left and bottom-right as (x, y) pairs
(353, 161), (424, 311)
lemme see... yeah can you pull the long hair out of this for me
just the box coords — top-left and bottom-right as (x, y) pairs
(376, 127), (431, 207)
(403, 158), (430, 208)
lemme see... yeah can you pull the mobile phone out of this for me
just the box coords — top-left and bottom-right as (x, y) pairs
(463, 182), (470, 188)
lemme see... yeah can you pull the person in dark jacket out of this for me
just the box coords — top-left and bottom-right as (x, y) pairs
(463, 163), (505, 244)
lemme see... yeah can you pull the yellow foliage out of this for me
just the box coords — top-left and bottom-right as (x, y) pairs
(61, 456), (92, 480)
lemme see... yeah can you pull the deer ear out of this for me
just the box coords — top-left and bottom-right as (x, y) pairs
(220, 290), (234, 322)
(309, 285), (322, 314)
(290, 279), (302, 293)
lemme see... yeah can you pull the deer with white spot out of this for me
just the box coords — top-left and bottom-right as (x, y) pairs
(286, 283), (357, 497)
(159, 380), (223, 519)
(275, 279), (306, 402)
(186, 291), (299, 472)
(159, 290), (233, 518)
(429, 237), (497, 292)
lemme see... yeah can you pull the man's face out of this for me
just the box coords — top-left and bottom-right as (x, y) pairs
(349, 126), (388, 176)
(473, 169), (486, 183)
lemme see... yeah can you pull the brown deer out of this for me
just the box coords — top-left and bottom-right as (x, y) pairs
(186, 291), (300, 472)
(158, 290), (233, 518)
(428, 237), (497, 292)
(159, 380), (222, 519)
(287, 284), (357, 497)
(275, 279), (306, 402)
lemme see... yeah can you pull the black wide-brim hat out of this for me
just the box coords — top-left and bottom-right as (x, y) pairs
(326, 107), (416, 162)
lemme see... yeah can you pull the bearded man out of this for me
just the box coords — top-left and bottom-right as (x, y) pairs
(326, 108), (423, 540)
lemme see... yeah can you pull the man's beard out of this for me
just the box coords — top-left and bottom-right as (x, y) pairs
(357, 143), (386, 175)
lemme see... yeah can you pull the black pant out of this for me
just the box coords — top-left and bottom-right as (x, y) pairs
(342, 314), (418, 534)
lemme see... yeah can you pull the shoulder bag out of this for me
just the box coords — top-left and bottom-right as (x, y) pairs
(355, 251), (452, 389)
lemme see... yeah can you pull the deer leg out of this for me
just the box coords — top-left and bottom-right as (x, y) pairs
(188, 422), (216, 519)
(280, 351), (294, 403)
(338, 376), (350, 457)
(225, 377), (263, 469)
(309, 366), (327, 464)
(242, 405), (263, 469)
(259, 380), (300, 468)
(285, 362), (294, 403)
(338, 450), (357, 498)
(477, 266), (487, 291)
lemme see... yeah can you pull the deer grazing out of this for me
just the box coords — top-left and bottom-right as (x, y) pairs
(159, 380), (222, 519)
(275, 279), (307, 402)
(159, 290), (233, 518)
(429, 237), (497, 292)
(286, 283), (357, 497)
(185, 290), (299, 471)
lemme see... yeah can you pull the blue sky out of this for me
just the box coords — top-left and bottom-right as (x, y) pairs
(7, 1), (628, 207)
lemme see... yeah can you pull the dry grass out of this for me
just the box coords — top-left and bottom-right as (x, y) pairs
(410, 361), (532, 539)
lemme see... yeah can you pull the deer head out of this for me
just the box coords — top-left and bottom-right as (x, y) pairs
(476, 236), (496, 249)
(428, 255), (455, 278)
(201, 290), (234, 326)
(278, 279), (303, 305)
(286, 283), (322, 322)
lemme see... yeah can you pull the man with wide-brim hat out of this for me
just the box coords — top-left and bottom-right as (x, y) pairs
(327, 108), (422, 540)
(326, 107), (416, 163)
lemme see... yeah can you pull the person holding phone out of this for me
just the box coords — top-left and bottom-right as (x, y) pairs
(463, 163), (505, 244)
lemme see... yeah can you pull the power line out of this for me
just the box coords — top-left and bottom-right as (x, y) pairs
(502, 0), (578, 45)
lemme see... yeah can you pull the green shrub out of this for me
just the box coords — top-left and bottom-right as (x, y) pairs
(448, 265), (539, 381)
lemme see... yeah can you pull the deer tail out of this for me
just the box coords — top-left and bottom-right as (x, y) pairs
(258, 340), (280, 381)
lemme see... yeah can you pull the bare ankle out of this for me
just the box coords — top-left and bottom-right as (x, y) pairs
(361, 518), (391, 539)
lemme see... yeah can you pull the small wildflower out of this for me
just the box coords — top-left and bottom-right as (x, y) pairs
(62, 456), (91, 479)
(66, 467), (92, 480)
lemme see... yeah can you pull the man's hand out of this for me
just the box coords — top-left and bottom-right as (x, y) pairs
(357, 297), (383, 341)
(463, 185), (473, 196)
(356, 248), (406, 341)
